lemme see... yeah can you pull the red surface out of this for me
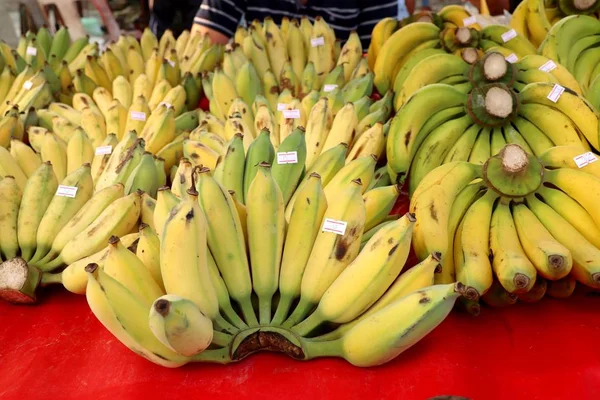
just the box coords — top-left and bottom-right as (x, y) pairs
(1, 288), (599, 400)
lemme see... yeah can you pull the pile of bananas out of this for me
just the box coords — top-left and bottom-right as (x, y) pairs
(411, 143), (600, 308)
(387, 67), (598, 195)
(511, 0), (600, 48)
(368, 6), (537, 96)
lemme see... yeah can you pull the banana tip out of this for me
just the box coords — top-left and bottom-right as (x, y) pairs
(84, 263), (98, 273)
(154, 299), (171, 316)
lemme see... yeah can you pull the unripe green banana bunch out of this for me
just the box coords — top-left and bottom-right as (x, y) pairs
(410, 143), (600, 312)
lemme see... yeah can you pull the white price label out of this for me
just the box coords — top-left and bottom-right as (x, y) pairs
(56, 185), (78, 198)
(501, 29), (517, 43)
(322, 218), (347, 235)
(539, 60), (557, 72)
(167, 59), (175, 68)
(323, 84), (338, 92)
(463, 16), (477, 27)
(277, 103), (288, 111)
(26, 46), (37, 56)
(505, 53), (518, 63)
(283, 109), (300, 119)
(547, 84), (565, 103)
(23, 80), (33, 90)
(130, 111), (146, 121)
(311, 36), (325, 47)
(277, 151), (298, 164)
(159, 102), (173, 109)
(573, 152), (598, 168)
(95, 145), (113, 155)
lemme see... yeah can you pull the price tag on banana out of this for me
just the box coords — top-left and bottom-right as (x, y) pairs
(539, 60), (557, 72)
(95, 145), (112, 155)
(547, 84), (565, 103)
(573, 152), (598, 168)
(277, 103), (288, 111)
(322, 218), (347, 235)
(56, 185), (78, 198)
(283, 109), (301, 119)
(22, 80), (33, 90)
(26, 46), (37, 56)
(167, 59), (175, 68)
(311, 36), (325, 47)
(501, 29), (517, 43)
(505, 54), (518, 63)
(323, 84), (338, 92)
(463, 16), (477, 27)
(159, 102), (173, 108)
(130, 111), (146, 121)
(277, 151), (298, 164)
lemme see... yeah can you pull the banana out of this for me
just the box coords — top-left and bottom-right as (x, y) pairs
(455, 190), (498, 299)
(10, 139), (41, 178)
(480, 25), (537, 58)
(367, 17), (398, 71)
(271, 127), (306, 206)
(489, 201), (537, 294)
(518, 277), (547, 303)
(124, 152), (160, 197)
(112, 75), (133, 109)
(410, 161), (482, 261)
(149, 295), (214, 357)
(294, 213), (415, 336)
(16, 162), (58, 262)
(103, 235), (164, 306)
(194, 168), (257, 326)
(468, 127), (492, 164)
(219, 133), (245, 202)
(85, 265), (190, 367)
(362, 185), (401, 232)
(140, 191), (157, 229)
(243, 128), (274, 201)
(136, 224), (164, 291)
(284, 178), (366, 327)
(323, 155), (377, 202)
(511, 117), (555, 156)
(246, 162), (286, 324)
(287, 19), (307, 81)
(140, 105), (176, 155)
(302, 283), (464, 367)
(91, 133), (119, 184)
(95, 135), (145, 192)
(443, 124), (482, 163)
(124, 95), (151, 135)
(526, 194), (600, 288)
(170, 158), (194, 198)
(37, 133), (66, 182)
(0, 176), (21, 260)
(254, 104), (280, 150)
(271, 173), (327, 325)
(262, 17), (288, 84)
(154, 187), (180, 236)
(79, 107), (107, 148)
(546, 275), (577, 299)
(66, 129), (94, 174)
(513, 202), (573, 280)
(320, 103), (357, 155)
(304, 98), (331, 168)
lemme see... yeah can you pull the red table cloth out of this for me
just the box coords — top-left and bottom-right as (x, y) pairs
(1, 287), (599, 400)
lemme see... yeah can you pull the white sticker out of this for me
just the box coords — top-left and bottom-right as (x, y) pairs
(130, 111), (147, 121)
(547, 84), (565, 103)
(26, 46), (37, 56)
(56, 185), (78, 198)
(323, 84), (338, 92)
(539, 60), (557, 72)
(283, 109), (300, 119)
(322, 218), (347, 235)
(311, 36), (325, 47)
(501, 29), (517, 43)
(159, 102), (173, 108)
(95, 145), (112, 155)
(23, 80), (33, 90)
(573, 152), (598, 168)
(463, 16), (477, 27)
(167, 59), (175, 68)
(505, 53), (518, 64)
(277, 103), (288, 111)
(277, 151), (298, 164)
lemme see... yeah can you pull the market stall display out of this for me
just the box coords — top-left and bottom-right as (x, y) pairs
(0, 2), (599, 379)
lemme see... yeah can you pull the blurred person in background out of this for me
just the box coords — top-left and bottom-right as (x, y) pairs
(149, 0), (202, 38)
(192, 0), (399, 48)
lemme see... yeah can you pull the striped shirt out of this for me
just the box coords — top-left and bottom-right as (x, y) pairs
(194, 0), (398, 47)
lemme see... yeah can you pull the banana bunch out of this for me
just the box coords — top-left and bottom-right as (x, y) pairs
(537, 14), (600, 110)
(511, 0), (600, 48)
(410, 143), (600, 309)
(387, 77), (598, 195)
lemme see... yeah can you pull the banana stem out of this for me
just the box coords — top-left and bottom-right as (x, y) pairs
(28, 246), (50, 266)
(37, 255), (64, 272)
(190, 346), (232, 364)
(34, 250), (59, 269)
(291, 311), (323, 337)
(212, 330), (233, 347)
(221, 304), (249, 330)
(214, 314), (239, 335)
(258, 296), (271, 325)
(270, 294), (293, 326)
(309, 325), (349, 342)
(40, 271), (63, 286)
(282, 297), (312, 329)
(237, 297), (259, 327)
(301, 337), (344, 360)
